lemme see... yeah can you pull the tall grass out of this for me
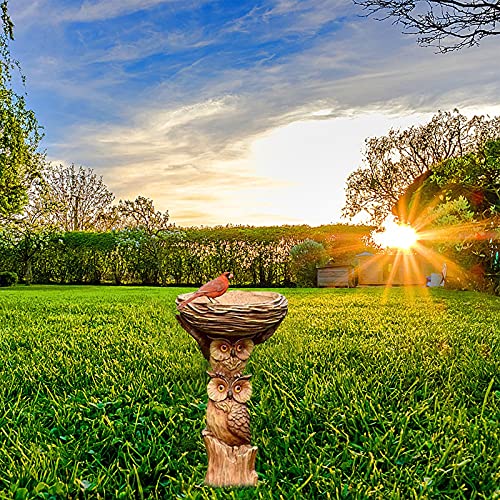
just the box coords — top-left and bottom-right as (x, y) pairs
(0, 286), (498, 499)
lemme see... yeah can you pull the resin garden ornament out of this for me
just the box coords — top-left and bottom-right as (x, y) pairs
(176, 278), (288, 487)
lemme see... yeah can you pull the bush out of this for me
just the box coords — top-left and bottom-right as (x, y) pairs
(0, 271), (18, 287)
(290, 239), (328, 287)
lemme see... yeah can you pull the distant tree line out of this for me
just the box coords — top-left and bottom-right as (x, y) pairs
(0, 227), (295, 286)
(0, 216), (369, 287)
(0, 157), (370, 287)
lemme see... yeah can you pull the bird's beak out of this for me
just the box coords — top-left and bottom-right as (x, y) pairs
(229, 273), (233, 279)
(227, 389), (233, 399)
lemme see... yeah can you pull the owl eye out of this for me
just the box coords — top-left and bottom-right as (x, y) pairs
(234, 385), (242, 393)
(236, 344), (243, 352)
(218, 384), (225, 392)
(220, 344), (228, 353)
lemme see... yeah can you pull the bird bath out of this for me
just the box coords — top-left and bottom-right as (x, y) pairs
(176, 290), (288, 487)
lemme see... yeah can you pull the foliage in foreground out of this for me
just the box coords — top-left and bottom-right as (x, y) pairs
(0, 1), (44, 218)
(0, 286), (498, 499)
(343, 110), (500, 225)
(407, 139), (500, 294)
(0, 270), (16, 286)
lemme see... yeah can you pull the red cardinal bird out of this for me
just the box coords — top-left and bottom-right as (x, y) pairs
(177, 272), (233, 310)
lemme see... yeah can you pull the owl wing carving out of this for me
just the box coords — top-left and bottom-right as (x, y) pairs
(227, 403), (251, 445)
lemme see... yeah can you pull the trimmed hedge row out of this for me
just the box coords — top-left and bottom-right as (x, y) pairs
(0, 224), (371, 286)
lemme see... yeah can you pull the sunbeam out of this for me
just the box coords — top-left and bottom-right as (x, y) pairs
(371, 216), (419, 252)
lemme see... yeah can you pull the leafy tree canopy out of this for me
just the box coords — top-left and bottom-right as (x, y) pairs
(343, 110), (500, 225)
(412, 140), (500, 293)
(428, 140), (500, 219)
(115, 196), (170, 234)
(0, 1), (44, 218)
(38, 163), (115, 232)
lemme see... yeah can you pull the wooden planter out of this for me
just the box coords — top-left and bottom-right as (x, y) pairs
(176, 290), (288, 487)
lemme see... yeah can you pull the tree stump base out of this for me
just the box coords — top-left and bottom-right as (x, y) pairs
(203, 430), (258, 487)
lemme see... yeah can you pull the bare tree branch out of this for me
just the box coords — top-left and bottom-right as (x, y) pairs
(40, 164), (115, 232)
(116, 196), (170, 234)
(354, 0), (500, 52)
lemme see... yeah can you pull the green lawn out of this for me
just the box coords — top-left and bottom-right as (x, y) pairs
(0, 285), (498, 499)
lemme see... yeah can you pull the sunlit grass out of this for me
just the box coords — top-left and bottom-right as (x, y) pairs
(0, 285), (498, 499)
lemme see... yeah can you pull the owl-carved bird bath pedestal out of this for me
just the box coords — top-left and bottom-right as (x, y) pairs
(176, 290), (288, 488)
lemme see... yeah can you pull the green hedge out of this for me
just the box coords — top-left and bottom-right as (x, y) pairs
(0, 225), (371, 286)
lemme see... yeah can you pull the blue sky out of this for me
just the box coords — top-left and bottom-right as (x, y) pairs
(10, 0), (500, 226)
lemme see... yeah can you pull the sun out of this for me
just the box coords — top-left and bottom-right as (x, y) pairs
(371, 217), (419, 251)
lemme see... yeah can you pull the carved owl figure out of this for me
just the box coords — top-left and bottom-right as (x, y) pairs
(206, 372), (252, 446)
(209, 338), (254, 376)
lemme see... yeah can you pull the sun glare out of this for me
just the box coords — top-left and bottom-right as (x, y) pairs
(371, 217), (419, 251)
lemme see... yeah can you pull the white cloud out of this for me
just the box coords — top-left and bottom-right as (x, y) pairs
(51, 96), (496, 227)
(15, 0), (500, 226)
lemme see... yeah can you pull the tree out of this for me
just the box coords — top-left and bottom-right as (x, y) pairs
(40, 163), (115, 232)
(355, 0), (500, 52)
(0, 176), (59, 283)
(0, 212), (54, 285)
(343, 110), (500, 225)
(410, 140), (500, 292)
(426, 140), (500, 217)
(116, 196), (170, 234)
(0, 1), (44, 217)
(113, 196), (176, 285)
(290, 239), (328, 287)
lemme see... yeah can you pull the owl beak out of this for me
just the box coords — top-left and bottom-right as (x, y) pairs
(230, 348), (235, 357)
(227, 389), (233, 399)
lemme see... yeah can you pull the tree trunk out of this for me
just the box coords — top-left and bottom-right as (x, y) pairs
(203, 430), (258, 487)
(24, 259), (32, 285)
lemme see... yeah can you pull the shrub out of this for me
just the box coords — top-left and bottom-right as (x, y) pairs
(0, 271), (18, 287)
(290, 239), (328, 287)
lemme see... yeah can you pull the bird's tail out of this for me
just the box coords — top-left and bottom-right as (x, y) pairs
(177, 292), (203, 310)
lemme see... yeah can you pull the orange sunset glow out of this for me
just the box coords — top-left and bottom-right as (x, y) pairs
(371, 217), (419, 252)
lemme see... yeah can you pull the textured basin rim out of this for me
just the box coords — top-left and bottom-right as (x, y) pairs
(176, 290), (287, 308)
